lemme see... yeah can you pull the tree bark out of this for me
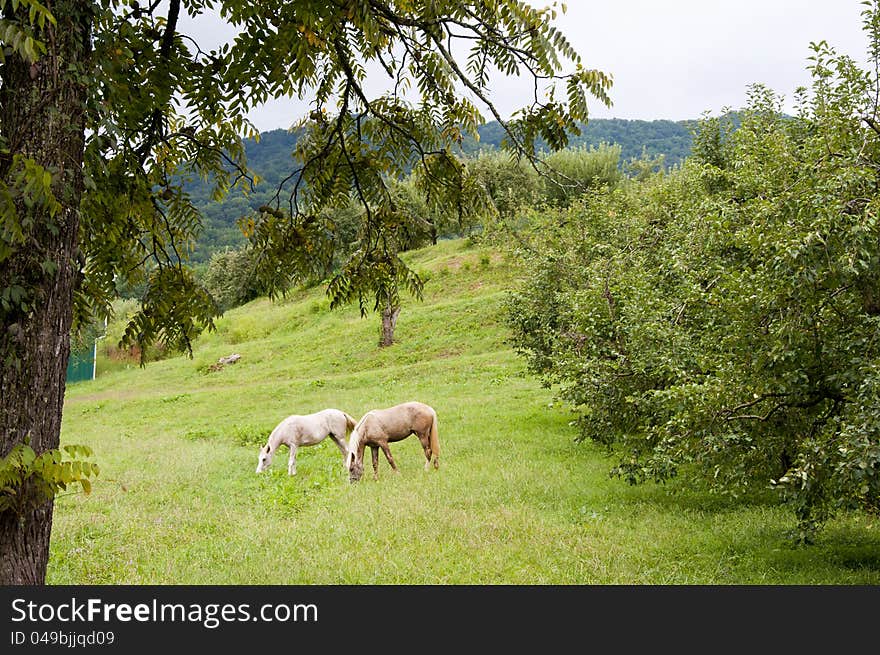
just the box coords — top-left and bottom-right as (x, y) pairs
(379, 304), (400, 347)
(0, 0), (91, 584)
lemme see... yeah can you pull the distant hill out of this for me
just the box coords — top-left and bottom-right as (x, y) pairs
(189, 118), (696, 262)
(462, 118), (694, 166)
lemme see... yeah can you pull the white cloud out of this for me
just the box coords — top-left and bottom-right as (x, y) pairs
(175, 0), (871, 131)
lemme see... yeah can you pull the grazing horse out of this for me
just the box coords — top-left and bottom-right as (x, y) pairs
(345, 401), (440, 482)
(256, 408), (356, 475)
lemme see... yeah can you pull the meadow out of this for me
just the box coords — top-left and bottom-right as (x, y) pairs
(50, 239), (880, 584)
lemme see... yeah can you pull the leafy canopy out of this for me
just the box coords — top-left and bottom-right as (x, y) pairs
(2, 0), (611, 356)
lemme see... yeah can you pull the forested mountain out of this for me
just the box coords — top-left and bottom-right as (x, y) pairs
(189, 118), (696, 262)
(464, 117), (694, 164)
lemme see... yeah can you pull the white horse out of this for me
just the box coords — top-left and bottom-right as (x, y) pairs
(256, 408), (356, 475)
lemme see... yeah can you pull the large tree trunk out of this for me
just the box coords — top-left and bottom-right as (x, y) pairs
(0, 0), (91, 585)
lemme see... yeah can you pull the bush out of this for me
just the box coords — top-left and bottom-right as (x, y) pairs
(200, 246), (268, 311)
(467, 149), (545, 222)
(541, 143), (623, 206)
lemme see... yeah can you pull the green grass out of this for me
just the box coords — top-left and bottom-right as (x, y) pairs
(51, 238), (880, 584)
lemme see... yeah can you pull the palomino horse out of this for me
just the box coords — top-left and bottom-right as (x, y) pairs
(256, 408), (356, 475)
(345, 401), (440, 482)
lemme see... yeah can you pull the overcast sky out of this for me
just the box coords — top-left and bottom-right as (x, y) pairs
(180, 1), (871, 133)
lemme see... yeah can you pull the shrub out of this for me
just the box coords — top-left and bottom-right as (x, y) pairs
(201, 246), (268, 312)
(541, 143), (623, 206)
(467, 149), (545, 222)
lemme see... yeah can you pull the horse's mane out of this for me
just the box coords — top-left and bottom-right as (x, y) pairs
(349, 412), (374, 454)
(266, 421), (285, 452)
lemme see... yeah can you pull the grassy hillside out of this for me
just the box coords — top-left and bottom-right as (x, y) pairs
(53, 239), (880, 584)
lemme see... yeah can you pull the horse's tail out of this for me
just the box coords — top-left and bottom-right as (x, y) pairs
(343, 412), (357, 434)
(429, 409), (440, 469)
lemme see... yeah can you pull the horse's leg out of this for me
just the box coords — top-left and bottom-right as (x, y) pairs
(371, 446), (380, 480)
(287, 444), (298, 475)
(330, 433), (348, 466)
(417, 433), (432, 471)
(379, 443), (399, 474)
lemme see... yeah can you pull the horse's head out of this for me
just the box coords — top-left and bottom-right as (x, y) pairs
(347, 456), (364, 482)
(345, 433), (364, 482)
(255, 444), (273, 473)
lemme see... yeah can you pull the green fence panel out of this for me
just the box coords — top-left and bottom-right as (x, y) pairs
(66, 342), (96, 384)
